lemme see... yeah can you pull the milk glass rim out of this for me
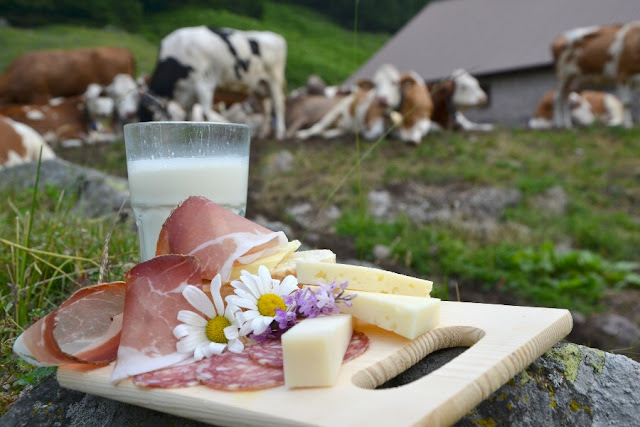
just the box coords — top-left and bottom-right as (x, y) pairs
(124, 121), (251, 132)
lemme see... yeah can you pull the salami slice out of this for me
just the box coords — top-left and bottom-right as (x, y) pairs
(247, 331), (370, 369)
(196, 351), (284, 391)
(132, 361), (201, 388)
(247, 339), (283, 368)
(344, 331), (370, 362)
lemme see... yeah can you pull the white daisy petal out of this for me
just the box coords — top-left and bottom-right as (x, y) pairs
(226, 295), (258, 311)
(176, 331), (207, 354)
(227, 339), (244, 353)
(230, 287), (258, 305)
(239, 320), (255, 336)
(230, 278), (252, 295)
(172, 324), (202, 339)
(279, 275), (300, 295)
(210, 274), (225, 316)
(208, 342), (227, 355)
(223, 326), (239, 340)
(182, 285), (216, 318)
(242, 270), (264, 298)
(194, 344), (206, 361)
(177, 310), (208, 327)
(258, 266), (273, 294)
(251, 316), (272, 335)
(239, 309), (259, 323)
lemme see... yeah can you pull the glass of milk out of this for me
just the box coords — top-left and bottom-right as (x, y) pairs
(124, 121), (251, 262)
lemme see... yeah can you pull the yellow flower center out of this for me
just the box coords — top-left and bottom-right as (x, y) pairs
(257, 293), (286, 317)
(205, 316), (231, 343)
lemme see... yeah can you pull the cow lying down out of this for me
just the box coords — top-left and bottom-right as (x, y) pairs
(294, 66), (493, 144)
(0, 115), (56, 169)
(529, 89), (624, 129)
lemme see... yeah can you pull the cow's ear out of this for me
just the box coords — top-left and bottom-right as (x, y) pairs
(401, 76), (415, 90)
(356, 79), (374, 90)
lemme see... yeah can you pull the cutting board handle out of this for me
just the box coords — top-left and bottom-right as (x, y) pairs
(352, 325), (485, 389)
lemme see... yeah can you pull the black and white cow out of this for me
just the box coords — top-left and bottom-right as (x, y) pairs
(139, 26), (287, 139)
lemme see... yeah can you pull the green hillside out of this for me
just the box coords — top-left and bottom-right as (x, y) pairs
(0, 2), (390, 88)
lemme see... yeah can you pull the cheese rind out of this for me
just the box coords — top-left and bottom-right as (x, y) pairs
(281, 314), (353, 388)
(229, 240), (301, 280)
(296, 261), (433, 297)
(340, 291), (440, 339)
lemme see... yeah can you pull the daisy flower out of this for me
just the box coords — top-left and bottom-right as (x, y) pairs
(173, 274), (244, 360)
(227, 265), (299, 336)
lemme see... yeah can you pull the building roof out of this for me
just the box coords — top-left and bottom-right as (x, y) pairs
(349, 0), (640, 82)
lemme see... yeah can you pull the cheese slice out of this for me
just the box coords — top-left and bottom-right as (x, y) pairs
(270, 249), (336, 280)
(281, 314), (353, 388)
(229, 240), (301, 281)
(296, 261), (433, 297)
(339, 291), (440, 339)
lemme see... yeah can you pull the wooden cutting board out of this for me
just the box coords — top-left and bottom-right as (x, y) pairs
(57, 301), (572, 426)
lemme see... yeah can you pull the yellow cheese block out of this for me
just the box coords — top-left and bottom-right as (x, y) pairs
(229, 240), (301, 281)
(281, 314), (353, 388)
(340, 291), (440, 339)
(296, 261), (433, 297)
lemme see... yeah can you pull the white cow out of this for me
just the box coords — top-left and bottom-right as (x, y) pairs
(140, 26), (287, 139)
(530, 89), (624, 129)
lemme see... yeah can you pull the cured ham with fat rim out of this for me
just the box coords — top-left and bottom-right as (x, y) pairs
(13, 282), (126, 366)
(111, 255), (203, 382)
(155, 196), (288, 282)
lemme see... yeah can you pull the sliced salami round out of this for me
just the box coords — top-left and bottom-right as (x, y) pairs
(343, 331), (370, 362)
(247, 339), (283, 368)
(132, 362), (201, 388)
(196, 351), (284, 391)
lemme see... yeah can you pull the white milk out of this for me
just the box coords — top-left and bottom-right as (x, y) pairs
(127, 156), (249, 261)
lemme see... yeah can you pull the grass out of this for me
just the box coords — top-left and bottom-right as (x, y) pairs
(0, 175), (137, 415)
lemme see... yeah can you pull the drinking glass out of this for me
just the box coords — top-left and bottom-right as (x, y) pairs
(124, 121), (251, 261)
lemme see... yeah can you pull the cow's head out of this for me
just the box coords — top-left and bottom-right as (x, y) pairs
(106, 74), (140, 122)
(451, 69), (488, 109)
(84, 84), (115, 120)
(372, 64), (402, 109)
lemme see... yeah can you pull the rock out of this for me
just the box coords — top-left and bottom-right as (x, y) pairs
(531, 185), (569, 216)
(2, 343), (638, 426)
(0, 159), (130, 219)
(286, 202), (341, 231)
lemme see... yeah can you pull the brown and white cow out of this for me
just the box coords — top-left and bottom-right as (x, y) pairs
(389, 71), (434, 144)
(0, 47), (136, 105)
(0, 84), (118, 147)
(529, 89), (624, 129)
(552, 21), (640, 128)
(294, 64), (402, 140)
(0, 115), (56, 168)
(427, 69), (493, 132)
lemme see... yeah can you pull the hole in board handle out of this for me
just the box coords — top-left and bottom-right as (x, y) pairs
(351, 326), (486, 389)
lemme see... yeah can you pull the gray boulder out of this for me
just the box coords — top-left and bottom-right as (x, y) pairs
(2, 343), (638, 426)
(0, 158), (130, 219)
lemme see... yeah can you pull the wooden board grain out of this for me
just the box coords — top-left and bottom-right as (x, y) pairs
(57, 301), (572, 426)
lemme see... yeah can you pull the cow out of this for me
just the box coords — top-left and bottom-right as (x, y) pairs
(529, 89), (624, 129)
(427, 69), (493, 132)
(0, 47), (136, 105)
(294, 64), (402, 140)
(0, 85), (118, 147)
(0, 115), (56, 169)
(389, 71), (434, 144)
(552, 21), (640, 128)
(140, 26), (288, 139)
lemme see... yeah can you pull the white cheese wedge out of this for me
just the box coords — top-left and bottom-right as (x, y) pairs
(296, 261), (433, 297)
(229, 240), (301, 281)
(270, 249), (336, 280)
(281, 314), (353, 388)
(339, 291), (440, 339)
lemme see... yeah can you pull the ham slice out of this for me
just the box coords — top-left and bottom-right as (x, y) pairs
(110, 255), (203, 382)
(155, 196), (288, 282)
(13, 282), (126, 366)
